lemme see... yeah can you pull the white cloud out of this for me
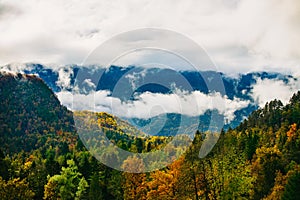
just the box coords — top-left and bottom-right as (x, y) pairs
(250, 77), (300, 107)
(83, 79), (96, 88)
(56, 66), (73, 89)
(57, 90), (250, 121)
(0, 0), (299, 74)
(0, 63), (31, 73)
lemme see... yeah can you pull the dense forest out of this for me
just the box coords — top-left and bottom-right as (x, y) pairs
(0, 71), (300, 199)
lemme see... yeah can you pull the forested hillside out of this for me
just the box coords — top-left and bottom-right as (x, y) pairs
(0, 72), (299, 199)
(0, 71), (76, 154)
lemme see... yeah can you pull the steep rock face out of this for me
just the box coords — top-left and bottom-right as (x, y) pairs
(0, 72), (76, 154)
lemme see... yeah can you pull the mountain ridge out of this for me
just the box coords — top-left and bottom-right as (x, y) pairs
(1, 63), (298, 135)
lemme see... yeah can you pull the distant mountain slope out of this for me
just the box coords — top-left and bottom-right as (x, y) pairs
(1, 63), (293, 99)
(0, 71), (76, 154)
(87, 111), (146, 138)
(1, 63), (298, 134)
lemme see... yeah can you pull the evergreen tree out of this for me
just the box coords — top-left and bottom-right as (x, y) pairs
(282, 171), (300, 200)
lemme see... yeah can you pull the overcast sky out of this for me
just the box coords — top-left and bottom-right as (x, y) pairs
(0, 0), (299, 75)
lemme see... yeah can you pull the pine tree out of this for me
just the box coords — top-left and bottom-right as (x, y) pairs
(282, 171), (300, 200)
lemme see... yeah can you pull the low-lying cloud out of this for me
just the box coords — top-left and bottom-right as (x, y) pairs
(251, 77), (300, 107)
(57, 90), (250, 122)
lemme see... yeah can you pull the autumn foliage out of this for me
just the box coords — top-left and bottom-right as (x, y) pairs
(1, 72), (300, 199)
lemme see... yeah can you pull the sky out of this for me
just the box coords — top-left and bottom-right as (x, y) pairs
(0, 0), (300, 75)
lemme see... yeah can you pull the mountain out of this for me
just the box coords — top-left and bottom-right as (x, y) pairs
(1, 63), (293, 98)
(0, 71), (76, 154)
(211, 91), (300, 199)
(1, 63), (297, 135)
(0, 71), (160, 154)
(1, 69), (300, 199)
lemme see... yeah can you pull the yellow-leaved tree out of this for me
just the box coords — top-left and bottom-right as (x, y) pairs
(122, 156), (147, 200)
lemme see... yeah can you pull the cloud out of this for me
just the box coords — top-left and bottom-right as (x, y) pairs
(0, 3), (21, 18)
(0, 63), (32, 73)
(250, 77), (300, 107)
(83, 79), (96, 89)
(0, 0), (299, 74)
(57, 89), (250, 121)
(56, 66), (73, 89)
